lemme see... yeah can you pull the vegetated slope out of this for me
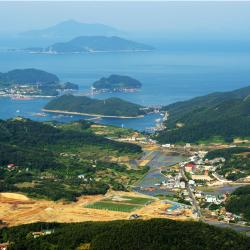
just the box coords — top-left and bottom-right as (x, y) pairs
(0, 118), (143, 201)
(44, 95), (146, 117)
(2, 219), (250, 250)
(93, 74), (142, 91)
(157, 86), (250, 143)
(226, 185), (250, 222)
(205, 147), (250, 181)
(45, 36), (153, 53)
(0, 68), (59, 86)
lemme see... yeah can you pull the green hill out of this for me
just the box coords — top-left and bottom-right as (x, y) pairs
(93, 75), (142, 92)
(0, 69), (79, 96)
(157, 86), (250, 143)
(2, 219), (250, 250)
(226, 185), (250, 222)
(44, 95), (146, 117)
(0, 118), (143, 201)
(0, 68), (59, 85)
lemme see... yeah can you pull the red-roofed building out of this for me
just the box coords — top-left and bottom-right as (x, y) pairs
(185, 162), (196, 173)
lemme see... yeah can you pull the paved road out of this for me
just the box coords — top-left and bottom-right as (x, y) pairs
(180, 165), (203, 220)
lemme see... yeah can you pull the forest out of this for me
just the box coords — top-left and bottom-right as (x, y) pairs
(0, 118), (144, 201)
(45, 95), (146, 117)
(157, 85), (250, 143)
(226, 185), (250, 222)
(1, 219), (249, 250)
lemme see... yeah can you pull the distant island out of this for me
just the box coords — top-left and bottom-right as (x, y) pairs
(0, 69), (78, 98)
(19, 19), (121, 40)
(44, 95), (147, 118)
(25, 36), (154, 54)
(92, 74), (142, 93)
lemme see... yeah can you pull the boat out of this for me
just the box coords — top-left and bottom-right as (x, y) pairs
(32, 112), (47, 117)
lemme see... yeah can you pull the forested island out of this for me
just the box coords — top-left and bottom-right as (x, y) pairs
(0, 69), (78, 97)
(25, 36), (153, 53)
(0, 118), (144, 201)
(44, 95), (146, 118)
(157, 85), (250, 143)
(92, 74), (142, 93)
(1, 219), (249, 250)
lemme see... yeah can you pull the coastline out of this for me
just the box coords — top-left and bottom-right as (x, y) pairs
(42, 109), (145, 119)
(0, 94), (56, 99)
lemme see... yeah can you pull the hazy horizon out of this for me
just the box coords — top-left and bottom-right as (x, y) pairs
(0, 1), (250, 41)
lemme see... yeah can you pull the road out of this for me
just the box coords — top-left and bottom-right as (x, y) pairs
(180, 165), (203, 220)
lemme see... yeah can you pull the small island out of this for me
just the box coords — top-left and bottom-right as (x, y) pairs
(92, 74), (142, 93)
(25, 36), (154, 54)
(43, 94), (146, 118)
(0, 69), (79, 98)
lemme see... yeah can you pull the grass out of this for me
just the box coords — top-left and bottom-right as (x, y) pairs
(85, 195), (154, 212)
(85, 201), (141, 212)
(120, 196), (154, 205)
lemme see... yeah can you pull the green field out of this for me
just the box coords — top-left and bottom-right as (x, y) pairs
(85, 195), (154, 212)
(85, 201), (141, 212)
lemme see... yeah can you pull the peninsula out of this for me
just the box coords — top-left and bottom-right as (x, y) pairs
(44, 95), (146, 118)
(0, 68), (79, 97)
(92, 74), (142, 93)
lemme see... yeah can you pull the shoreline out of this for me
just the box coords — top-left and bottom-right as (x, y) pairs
(42, 109), (145, 119)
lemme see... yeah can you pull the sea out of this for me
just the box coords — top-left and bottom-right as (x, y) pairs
(1, 41), (250, 131)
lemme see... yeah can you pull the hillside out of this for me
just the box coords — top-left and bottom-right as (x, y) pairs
(93, 75), (142, 92)
(0, 68), (59, 85)
(157, 86), (250, 143)
(20, 20), (120, 39)
(27, 36), (153, 53)
(205, 147), (250, 181)
(0, 118), (143, 201)
(226, 185), (250, 222)
(0, 69), (79, 96)
(1, 219), (250, 250)
(44, 95), (146, 117)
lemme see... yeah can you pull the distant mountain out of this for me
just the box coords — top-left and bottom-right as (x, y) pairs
(20, 20), (121, 39)
(44, 95), (146, 118)
(93, 75), (142, 92)
(157, 86), (250, 143)
(26, 36), (153, 53)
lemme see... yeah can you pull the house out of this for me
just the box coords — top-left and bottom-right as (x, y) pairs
(0, 243), (9, 250)
(180, 181), (186, 189)
(32, 230), (53, 239)
(185, 163), (196, 173)
(188, 180), (195, 186)
(129, 214), (141, 220)
(192, 175), (212, 181)
(78, 174), (85, 179)
(205, 195), (217, 203)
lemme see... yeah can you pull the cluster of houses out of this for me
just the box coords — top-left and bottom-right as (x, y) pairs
(181, 151), (226, 184)
(0, 85), (39, 97)
(0, 164), (18, 172)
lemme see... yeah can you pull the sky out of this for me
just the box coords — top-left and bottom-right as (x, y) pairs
(0, 1), (250, 40)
